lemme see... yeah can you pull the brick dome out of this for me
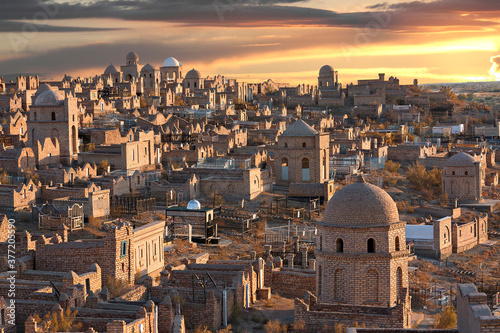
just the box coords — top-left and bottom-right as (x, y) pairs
(126, 52), (139, 62)
(185, 69), (202, 79)
(35, 90), (64, 106)
(446, 152), (476, 166)
(319, 65), (334, 75)
(323, 177), (399, 226)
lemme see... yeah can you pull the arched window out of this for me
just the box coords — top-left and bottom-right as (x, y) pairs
(51, 112), (56, 121)
(302, 142), (307, 147)
(452, 171), (455, 175)
(281, 157), (289, 181)
(336, 238), (344, 253)
(396, 267), (403, 301)
(465, 171), (468, 176)
(71, 125), (77, 154)
(395, 236), (400, 251)
(284, 142), (288, 148)
(319, 235), (323, 251)
(194, 82), (197, 88)
(367, 238), (375, 253)
(34, 112), (37, 121)
(302, 158), (310, 181)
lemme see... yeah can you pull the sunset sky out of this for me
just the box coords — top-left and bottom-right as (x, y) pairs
(1, 0), (500, 85)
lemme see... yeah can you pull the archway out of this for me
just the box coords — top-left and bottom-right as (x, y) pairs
(71, 125), (77, 154)
(336, 238), (344, 253)
(281, 158), (289, 181)
(301, 158), (310, 181)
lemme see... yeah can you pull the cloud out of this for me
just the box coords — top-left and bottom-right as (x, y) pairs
(490, 56), (500, 81)
(0, 0), (499, 32)
(0, 20), (120, 33)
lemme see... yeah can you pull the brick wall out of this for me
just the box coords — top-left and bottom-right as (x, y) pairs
(294, 292), (410, 330)
(271, 268), (315, 298)
(115, 285), (149, 302)
(36, 225), (134, 285)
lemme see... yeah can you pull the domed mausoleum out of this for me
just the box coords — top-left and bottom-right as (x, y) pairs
(442, 152), (483, 203)
(160, 57), (183, 81)
(295, 176), (412, 329)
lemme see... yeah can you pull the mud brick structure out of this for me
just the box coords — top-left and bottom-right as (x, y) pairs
(0, 180), (40, 212)
(32, 203), (84, 231)
(274, 119), (334, 201)
(33, 221), (165, 285)
(294, 176), (412, 329)
(443, 152), (483, 203)
(0, 145), (36, 173)
(28, 92), (79, 165)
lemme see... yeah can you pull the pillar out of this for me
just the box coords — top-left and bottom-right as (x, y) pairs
(300, 246), (308, 269)
(286, 253), (294, 269)
(258, 258), (264, 289)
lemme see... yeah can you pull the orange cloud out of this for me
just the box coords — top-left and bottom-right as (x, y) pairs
(490, 55), (500, 80)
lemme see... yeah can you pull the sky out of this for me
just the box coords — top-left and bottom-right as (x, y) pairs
(0, 0), (500, 85)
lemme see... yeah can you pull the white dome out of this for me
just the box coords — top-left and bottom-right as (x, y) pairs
(104, 64), (119, 75)
(187, 200), (201, 210)
(162, 57), (180, 67)
(36, 84), (53, 95)
(35, 90), (64, 106)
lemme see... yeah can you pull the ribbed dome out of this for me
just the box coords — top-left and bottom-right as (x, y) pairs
(162, 57), (180, 67)
(319, 65), (334, 75)
(35, 90), (64, 106)
(323, 178), (399, 226)
(446, 152), (476, 166)
(185, 69), (201, 79)
(126, 52), (139, 62)
(104, 64), (119, 75)
(141, 64), (155, 72)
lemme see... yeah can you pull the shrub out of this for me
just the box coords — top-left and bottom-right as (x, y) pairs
(406, 162), (442, 197)
(434, 307), (457, 328)
(385, 160), (401, 173)
(34, 308), (83, 332)
(265, 320), (287, 333)
(292, 320), (306, 332)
